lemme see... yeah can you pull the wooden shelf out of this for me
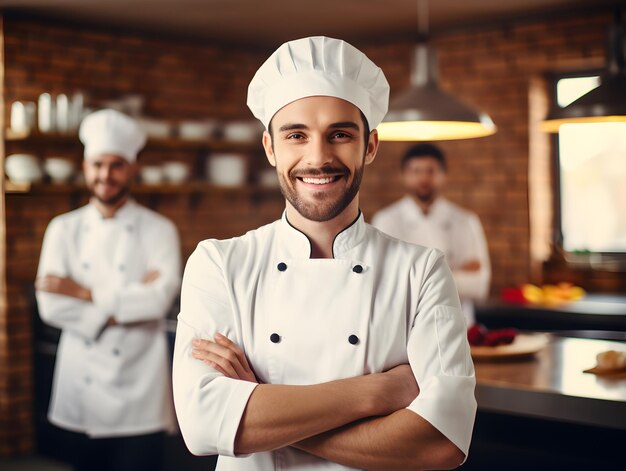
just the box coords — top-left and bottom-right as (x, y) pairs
(5, 180), (281, 196)
(4, 129), (262, 152)
(3, 130), (272, 203)
(5, 181), (32, 193)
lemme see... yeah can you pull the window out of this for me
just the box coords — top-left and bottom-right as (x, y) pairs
(555, 75), (626, 254)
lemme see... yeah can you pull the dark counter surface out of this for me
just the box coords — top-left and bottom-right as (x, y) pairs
(474, 335), (626, 430)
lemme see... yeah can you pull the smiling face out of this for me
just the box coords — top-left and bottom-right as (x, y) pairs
(83, 154), (136, 206)
(263, 96), (379, 222)
(402, 156), (447, 204)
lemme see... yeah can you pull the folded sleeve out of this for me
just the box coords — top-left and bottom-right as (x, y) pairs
(406, 249), (477, 460)
(172, 241), (258, 457)
(35, 217), (109, 340)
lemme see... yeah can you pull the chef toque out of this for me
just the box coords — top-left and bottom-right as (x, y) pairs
(247, 36), (390, 130)
(79, 109), (147, 162)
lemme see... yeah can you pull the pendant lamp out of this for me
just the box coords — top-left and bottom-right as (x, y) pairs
(541, 9), (626, 132)
(378, 0), (496, 141)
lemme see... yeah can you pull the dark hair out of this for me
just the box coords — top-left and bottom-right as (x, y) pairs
(268, 110), (371, 149)
(401, 143), (447, 170)
(359, 111), (371, 149)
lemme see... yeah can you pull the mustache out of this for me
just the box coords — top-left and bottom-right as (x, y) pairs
(95, 179), (120, 186)
(289, 166), (349, 179)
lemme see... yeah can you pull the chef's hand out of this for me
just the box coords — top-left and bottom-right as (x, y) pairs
(35, 275), (92, 301)
(371, 364), (420, 416)
(192, 333), (258, 383)
(142, 270), (160, 283)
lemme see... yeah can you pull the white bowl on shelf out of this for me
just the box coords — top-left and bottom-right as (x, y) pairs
(178, 120), (219, 140)
(5, 154), (43, 184)
(140, 165), (165, 185)
(163, 161), (190, 184)
(44, 157), (75, 183)
(136, 118), (172, 138)
(222, 121), (262, 142)
(207, 153), (247, 187)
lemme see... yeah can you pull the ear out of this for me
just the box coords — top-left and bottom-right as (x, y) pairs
(82, 160), (89, 174)
(128, 162), (139, 179)
(364, 129), (379, 166)
(262, 130), (276, 167)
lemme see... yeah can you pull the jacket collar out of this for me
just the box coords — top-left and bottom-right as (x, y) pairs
(401, 195), (450, 222)
(277, 210), (367, 259)
(85, 198), (138, 226)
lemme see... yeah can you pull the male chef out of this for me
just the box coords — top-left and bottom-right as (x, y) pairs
(35, 109), (181, 471)
(372, 143), (491, 325)
(173, 36), (476, 470)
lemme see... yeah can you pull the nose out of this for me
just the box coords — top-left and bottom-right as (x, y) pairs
(98, 164), (113, 180)
(302, 136), (333, 168)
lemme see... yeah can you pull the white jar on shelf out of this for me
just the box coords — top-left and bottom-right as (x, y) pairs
(10, 101), (36, 134)
(38, 93), (56, 133)
(56, 94), (70, 133)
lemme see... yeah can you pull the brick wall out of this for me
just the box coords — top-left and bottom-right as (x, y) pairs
(357, 12), (621, 293)
(428, 13), (623, 292)
(1, 9), (623, 456)
(1, 14), (283, 457)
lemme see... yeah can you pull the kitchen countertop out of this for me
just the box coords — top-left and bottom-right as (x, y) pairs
(474, 335), (626, 430)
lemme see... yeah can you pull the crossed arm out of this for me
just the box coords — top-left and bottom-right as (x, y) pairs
(35, 216), (181, 337)
(36, 270), (160, 328)
(175, 244), (474, 469)
(191, 334), (464, 470)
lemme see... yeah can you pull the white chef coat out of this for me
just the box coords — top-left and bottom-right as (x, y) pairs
(36, 199), (181, 437)
(372, 196), (491, 322)
(173, 211), (476, 470)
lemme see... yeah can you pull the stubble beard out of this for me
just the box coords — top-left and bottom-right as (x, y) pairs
(277, 159), (365, 223)
(413, 186), (437, 205)
(90, 181), (130, 206)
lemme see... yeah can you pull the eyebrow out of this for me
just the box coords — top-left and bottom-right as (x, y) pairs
(277, 121), (361, 133)
(278, 123), (309, 132)
(329, 121), (360, 131)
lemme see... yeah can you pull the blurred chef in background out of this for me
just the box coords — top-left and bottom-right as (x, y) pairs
(372, 143), (490, 324)
(35, 109), (181, 471)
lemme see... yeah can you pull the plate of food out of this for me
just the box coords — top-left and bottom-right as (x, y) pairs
(468, 324), (550, 360)
(584, 350), (626, 377)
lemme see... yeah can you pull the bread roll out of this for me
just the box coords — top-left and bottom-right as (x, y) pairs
(596, 350), (626, 371)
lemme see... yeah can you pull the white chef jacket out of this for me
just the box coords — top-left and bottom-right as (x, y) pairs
(372, 196), (491, 322)
(173, 211), (476, 470)
(36, 199), (181, 437)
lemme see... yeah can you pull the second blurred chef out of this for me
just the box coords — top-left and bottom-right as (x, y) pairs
(372, 143), (491, 324)
(35, 109), (181, 471)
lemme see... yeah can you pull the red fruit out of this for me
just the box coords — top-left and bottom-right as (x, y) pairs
(501, 287), (527, 304)
(467, 324), (488, 346)
(483, 328), (519, 347)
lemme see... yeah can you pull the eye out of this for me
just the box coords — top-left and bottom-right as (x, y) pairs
(332, 130), (354, 140)
(286, 132), (306, 140)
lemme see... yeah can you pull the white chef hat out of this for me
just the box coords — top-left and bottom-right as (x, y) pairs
(79, 109), (146, 162)
(247, 36), (390, 130)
